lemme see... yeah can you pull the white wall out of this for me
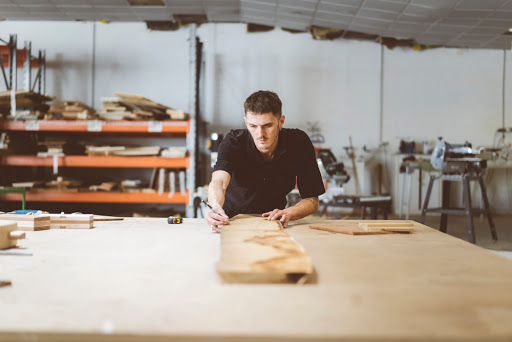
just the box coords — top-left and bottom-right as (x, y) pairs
(1, 21), (511, 212)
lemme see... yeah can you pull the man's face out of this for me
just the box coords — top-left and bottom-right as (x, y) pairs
(244, 111), (285, 156)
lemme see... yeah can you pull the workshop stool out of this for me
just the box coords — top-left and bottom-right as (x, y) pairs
(419, 172), (497, 244)
(398, 162), (419, 220)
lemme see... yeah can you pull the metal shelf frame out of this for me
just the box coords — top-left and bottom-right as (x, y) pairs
(0, 33), (47, 117)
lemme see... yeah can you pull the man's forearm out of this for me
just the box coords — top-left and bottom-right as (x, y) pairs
(286, 197), (319, 221)
(208, 181), (226, 209)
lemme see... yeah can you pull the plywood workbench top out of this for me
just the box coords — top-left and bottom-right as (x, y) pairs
(1, 217), (512, 342)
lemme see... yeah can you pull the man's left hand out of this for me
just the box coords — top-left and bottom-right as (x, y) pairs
(262, 209), (291, 228)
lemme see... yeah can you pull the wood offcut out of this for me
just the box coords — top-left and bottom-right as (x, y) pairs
(310, 220), (415, 235)
(217, 215), (312, 284)
(0, 220), (26, 250)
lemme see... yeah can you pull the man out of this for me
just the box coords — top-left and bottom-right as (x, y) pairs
(206, 90), (325, 232)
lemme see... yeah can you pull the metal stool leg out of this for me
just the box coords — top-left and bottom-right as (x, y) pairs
(462, 175), (475, 244)
(478, 174), (498, 242)
(420, 175), (435, 224)
(370, 207), (377, 219)
(406, 169), (413, 220)
(440, 180), (451, 233)
(399, 172), (405, 219)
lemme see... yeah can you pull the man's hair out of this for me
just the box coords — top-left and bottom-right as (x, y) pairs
(243, 90), (282, 118)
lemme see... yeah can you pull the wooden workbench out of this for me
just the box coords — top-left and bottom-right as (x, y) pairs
(1, 217), (512, 341)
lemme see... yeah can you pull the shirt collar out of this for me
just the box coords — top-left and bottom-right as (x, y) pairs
(246, 129), (288, 163)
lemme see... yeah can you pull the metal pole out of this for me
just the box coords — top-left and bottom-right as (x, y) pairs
(379, 44), (384, 143)
(186, 24), (197, 218)
(10, 34), (17, 117)
(41, 50), (46, 95)
(23, 40), (31, 91)
(502, 49), (506, 130)
(91, 22), (96, 108)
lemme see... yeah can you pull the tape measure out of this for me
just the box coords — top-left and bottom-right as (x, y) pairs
(167, 216), (183, 224)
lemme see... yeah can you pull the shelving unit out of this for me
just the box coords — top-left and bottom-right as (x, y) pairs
(1, 25), (203, 216)
(0, 190), (189, 204)
(0, 119), (192, 211)
(1, 33), (46, 116)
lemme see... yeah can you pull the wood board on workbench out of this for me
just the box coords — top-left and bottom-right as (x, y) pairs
(217, 214), (312, 284)
(310, 220), (415, 235)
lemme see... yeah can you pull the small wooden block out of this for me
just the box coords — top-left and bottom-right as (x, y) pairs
(1, 221), (23, 249)
(309, 223), (394, 235)
(0, 214), (50, 231)
(358, 221), (414, 232)
(48, 214), (94, 229)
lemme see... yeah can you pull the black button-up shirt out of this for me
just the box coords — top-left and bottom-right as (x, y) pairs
(213, 128), (325, 218)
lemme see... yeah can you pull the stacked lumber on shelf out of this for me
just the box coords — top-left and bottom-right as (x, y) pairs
(98, 92), (187, 121)
(45, 100), (97, 120)
(85, 145), (161, 156)
(0, 90), (52, 118)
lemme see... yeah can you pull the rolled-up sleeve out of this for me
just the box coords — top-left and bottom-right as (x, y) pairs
(213, 130), (242, 175)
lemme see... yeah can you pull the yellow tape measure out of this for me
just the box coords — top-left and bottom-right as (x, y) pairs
(167, 216), (183, 224)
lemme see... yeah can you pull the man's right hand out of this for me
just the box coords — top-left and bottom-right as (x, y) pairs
(206, 205), (229, 233)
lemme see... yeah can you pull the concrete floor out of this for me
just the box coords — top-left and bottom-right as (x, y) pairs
(413, 213), (512, 261)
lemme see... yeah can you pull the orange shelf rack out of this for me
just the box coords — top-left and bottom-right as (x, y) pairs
(0, 45), (39, 68)
(0, 119), (190, 133)
(0, 190), (189, 204)
(0, 155), (189, 168)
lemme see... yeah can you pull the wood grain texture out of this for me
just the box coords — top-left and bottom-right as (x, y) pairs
(358, 221), (414, 232)
(309, 222), (394, 235)
(48, 214), (94, 229)
(217, 215), (312, 283)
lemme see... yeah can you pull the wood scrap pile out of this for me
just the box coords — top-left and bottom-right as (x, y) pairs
(88, 180), (155, 193)
(98, 92), (187, 121)
(0, 90), (52, 118)
(45, 100), (97, 120)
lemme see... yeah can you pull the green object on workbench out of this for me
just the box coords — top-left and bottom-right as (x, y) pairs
(0, 187), (26, 210)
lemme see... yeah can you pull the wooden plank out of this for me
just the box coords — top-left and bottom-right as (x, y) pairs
(358, 221), (415, 232)
(217, 214), (313, 284)
(309, 222), (394, 235)
(0, 214), (50, 231)
(93, 215), (124, 221)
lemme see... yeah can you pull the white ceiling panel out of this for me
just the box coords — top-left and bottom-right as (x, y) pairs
(10, 0), (52, 4)
(2, 0), (512, 49)
(358, 8), (399, 20)
(363, 0), (407, 12)
(90, 0), (128, 6)
(455, 0), (507, 11)
(410, 0), (459, 9)
(321, 0), (363, 7)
